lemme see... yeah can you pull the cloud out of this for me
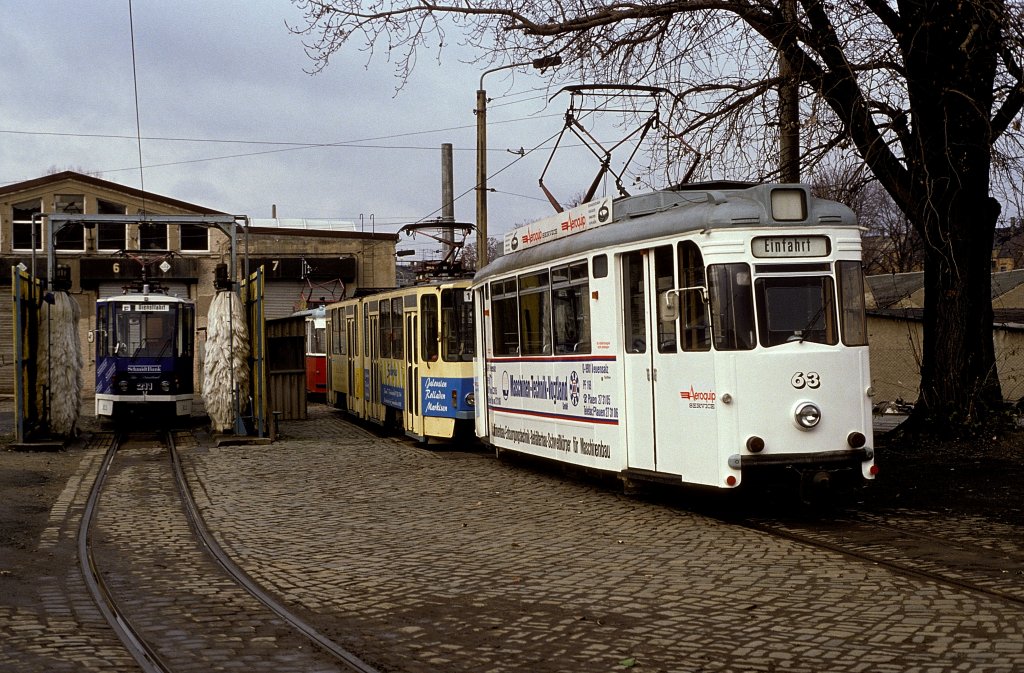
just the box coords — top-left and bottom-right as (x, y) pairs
(0, 0), (637, 259)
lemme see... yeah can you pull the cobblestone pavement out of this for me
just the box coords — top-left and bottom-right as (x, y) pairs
(179, 406), (1023, 673)
(1, 434), (138, 673)
(2, 402), (1023, 672)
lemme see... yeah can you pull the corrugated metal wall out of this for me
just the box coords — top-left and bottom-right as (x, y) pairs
(0, 299), (13, 395)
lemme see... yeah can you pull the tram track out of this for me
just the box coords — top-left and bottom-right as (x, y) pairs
(729, 509), (1024, 610)
(79, 429), (380, 673)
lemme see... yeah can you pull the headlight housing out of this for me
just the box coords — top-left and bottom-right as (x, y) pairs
(794, 402), (821, 429)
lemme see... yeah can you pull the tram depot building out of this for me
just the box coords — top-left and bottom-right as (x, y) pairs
(3, 170), (1024, 410)
(0, 171), (399, 398)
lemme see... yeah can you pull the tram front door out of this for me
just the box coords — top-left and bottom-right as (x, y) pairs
(404, 309), (421, 437)
(621, 246), (719, 484)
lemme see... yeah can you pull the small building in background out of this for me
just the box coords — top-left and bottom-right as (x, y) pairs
(0, 171), (398, 397)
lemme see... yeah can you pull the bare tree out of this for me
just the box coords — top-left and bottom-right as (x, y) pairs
(291, 1), (1024, 428)
(811, 161), (923, 275)
(461, 236), (504, 269)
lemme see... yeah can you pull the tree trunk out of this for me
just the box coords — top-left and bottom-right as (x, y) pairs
(895, 0), (1005, 428)
(915, 195), (1003, 426)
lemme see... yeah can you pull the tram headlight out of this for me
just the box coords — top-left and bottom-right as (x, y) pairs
(118, 380), (129, 392)
(161, 380), (171, 392)
(794, 402), (821, 430)
(465, 391), (475, 408)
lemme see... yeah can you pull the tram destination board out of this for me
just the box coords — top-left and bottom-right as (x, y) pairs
(751, 235), (830, 258)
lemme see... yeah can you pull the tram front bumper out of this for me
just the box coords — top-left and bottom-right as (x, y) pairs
(728, 447), (874, 470)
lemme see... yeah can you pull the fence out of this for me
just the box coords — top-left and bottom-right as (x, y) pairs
(867, 313), (1024, 406)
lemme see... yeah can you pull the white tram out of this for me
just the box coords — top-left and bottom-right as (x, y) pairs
(325, 279), (476, 441)
(472, 183), (877, 491)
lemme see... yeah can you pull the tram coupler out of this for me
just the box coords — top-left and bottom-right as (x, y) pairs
(799, 469), (832, 505)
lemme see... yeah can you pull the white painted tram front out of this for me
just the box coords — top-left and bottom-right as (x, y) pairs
(473, 183), (876, 491)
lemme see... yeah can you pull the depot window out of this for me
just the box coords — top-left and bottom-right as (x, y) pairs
(180, 223), (209, 252)
(97, 199), (127, 250)
(139, 222), (168, 250)
(54, 194), (85, 251)
(12, 199), (42, 251)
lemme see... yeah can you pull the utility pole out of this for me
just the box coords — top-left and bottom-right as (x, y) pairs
(475, 88), (489, 270)
(475, 55), (561, 270)
(779, 0), (800, 183)
(441, 143), (455, 261)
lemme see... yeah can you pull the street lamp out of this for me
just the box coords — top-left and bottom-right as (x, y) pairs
(475, 55), (561, 270)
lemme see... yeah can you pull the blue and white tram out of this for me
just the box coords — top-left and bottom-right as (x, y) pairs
(326, 278), (476, 441)
(94, 284), (195, 420)
(473, 183), (877, 492)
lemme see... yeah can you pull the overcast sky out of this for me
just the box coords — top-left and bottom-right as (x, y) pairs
(0, 1), (609, 259)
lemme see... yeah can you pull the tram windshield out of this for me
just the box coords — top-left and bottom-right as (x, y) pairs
(754, 276), (838, 347)
(441, 288), (475, 362)
(105, 303), (184, 358)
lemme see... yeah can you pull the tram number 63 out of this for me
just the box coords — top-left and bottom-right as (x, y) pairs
(791, 372), (820, 389)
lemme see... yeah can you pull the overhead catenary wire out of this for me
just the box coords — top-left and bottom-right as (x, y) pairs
(127, 0), (146, 208)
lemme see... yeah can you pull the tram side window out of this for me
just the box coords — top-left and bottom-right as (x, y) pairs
(677, 241), (711, 351)
(441, 288), (475, 362)
(379, 302), (392, 358)
(622, 251), (647, 353)
(837, 261), (868, 346)
(422, 294), (439, 361)
(391, 298), (404, 359)
(335, 311), (346, 356)
(519, 271), (551, 355)
(552, 262), (590, 354)
(754, 276), (837, 347)
(708, 264), (755, 350)
(180, 307), (194, 357)
(654, 246), (676, 353)
(364, 304), (370, 356)
(309, 322), (326, 355)
(97, 303), (111, 357)
(490, 279), (519, 355)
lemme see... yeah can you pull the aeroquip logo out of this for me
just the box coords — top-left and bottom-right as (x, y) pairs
(680, 385), (716, 410)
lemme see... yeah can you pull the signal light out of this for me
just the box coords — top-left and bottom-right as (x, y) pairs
(746, 436), (765, 453)
(726, 475), (738, 487)
(847, 431), (866, 448)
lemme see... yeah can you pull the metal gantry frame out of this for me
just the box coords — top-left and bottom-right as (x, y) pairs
(21, 212), (263, 436)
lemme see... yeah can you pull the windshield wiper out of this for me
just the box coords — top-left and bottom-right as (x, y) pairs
(796, 304), (827, 343)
